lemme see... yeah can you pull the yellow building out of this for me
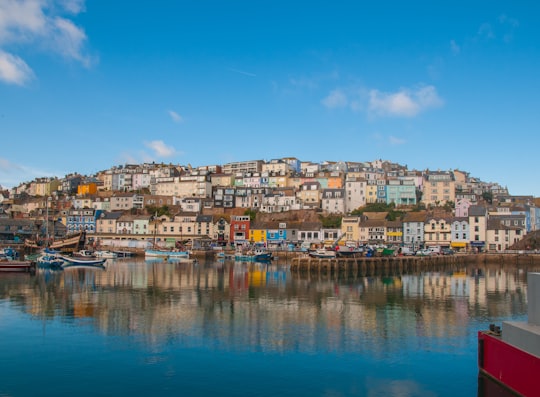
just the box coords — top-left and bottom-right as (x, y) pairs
(341, 216), (361, 242)
(249, 226), (267, 243)
(33, 178), (60, 196)
(365, 182), (378, 204)
(78, 183), (98, 195)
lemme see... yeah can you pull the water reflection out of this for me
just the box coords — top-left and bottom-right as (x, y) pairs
(1, 259), (537, 397)
(1, 259), (533, 351)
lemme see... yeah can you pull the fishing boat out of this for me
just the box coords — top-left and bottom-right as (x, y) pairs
(94, 250), (118, 259)
(0, 260), (34, 272)
(308, 248), (337, 259)
(335, 245), (364, 257)
(0, 251), (35, 272)
(36, 249), (65, 269)
(478, 272), (540, 397)
(234, 248), (272, 262)
(73, 249), (96, 258)
(144, 248), (190, 259)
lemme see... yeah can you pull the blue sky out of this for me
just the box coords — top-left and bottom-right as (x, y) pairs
(1, 1), (539, 196)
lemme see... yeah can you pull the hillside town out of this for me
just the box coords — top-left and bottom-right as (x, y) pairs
(1, 158), (538, 253)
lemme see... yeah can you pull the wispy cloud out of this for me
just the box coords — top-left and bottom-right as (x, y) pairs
(450, 40), (460, 55)
(475, 15), (519, 44)
(498, 14), (519, 43)
(0, 0), (93, 85)
(228, 68), (256, 77)
(0, 157), (59, 187)
(144, 140), (176, 158)
(0, 50), (34, 85)
(477, 23), (495, 40)
(389, 136), (406, 145)
(368, 85), (443, 117)
(168, 110), (184, 123)
(321, 89), (347, 109)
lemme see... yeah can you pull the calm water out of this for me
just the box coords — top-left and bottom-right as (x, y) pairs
(0, 258), (536, 397)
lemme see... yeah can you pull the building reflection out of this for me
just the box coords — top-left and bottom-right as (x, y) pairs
(0, 260), (535, 354)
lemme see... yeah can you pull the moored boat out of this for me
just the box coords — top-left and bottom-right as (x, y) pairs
(234, 248), (272, 262)
(0, 259), (35, 272)
(73, 249), (96, 258)
(94, 250), (118, 259)
(0, 247), (35, 272)
(478, 272), (540, 397)
(59, 255), (107, 267)
(37, 249), (65, 269)
(145, 248), (190, 259)
(308, 248), (337, 259)
(335, 246), (364, 257)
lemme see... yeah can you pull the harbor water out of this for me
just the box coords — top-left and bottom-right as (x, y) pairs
(0, 257), (536, 397)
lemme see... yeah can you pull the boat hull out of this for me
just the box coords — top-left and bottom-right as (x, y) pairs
(145, 249), (189, 259)
(478, 330), (540, 397)
(234, 253), (272, 262)
(59, 255), (107, 267)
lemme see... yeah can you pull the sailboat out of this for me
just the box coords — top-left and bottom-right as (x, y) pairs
(25, 197), (86, 252)
(144, 214), (189, 260)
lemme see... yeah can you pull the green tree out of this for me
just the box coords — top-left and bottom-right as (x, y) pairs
(319, 214), (342, 228)
(244, 209), (257, 221)
(482, 191), (493, 204)
(145, 205), (171, 217)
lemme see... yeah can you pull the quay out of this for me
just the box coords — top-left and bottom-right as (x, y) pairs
(288, 253), (540, 276)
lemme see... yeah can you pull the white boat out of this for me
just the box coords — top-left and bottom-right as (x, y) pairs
(59, 255), (106, 267)
(308, 249), (337, 259)
(145, 249), (190, 259)
(94, 250), (118, 259)
(73, 249), (96, 258)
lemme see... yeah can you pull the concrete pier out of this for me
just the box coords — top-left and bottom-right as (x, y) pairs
(502, 272), (540, 357)
(288, 254), (465, 276)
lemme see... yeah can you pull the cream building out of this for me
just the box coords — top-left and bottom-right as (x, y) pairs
(422, 171), (456, 207)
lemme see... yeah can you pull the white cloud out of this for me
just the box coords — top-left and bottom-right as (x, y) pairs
(368, 85), (443, 117)
(0, 0), (92, 85)
(321, 89), (348, 109)
(59, 0), (86, 14)
(144, 140), (176, 158)
(168, 110), (183, 123)
(0, 50), (34, 85)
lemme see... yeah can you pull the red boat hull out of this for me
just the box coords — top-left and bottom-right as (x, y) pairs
(478, 331), (540, 397)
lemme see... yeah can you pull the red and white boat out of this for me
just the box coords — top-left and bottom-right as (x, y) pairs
(478, 272), (540, 397)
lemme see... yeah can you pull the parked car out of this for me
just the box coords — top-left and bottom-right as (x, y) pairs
(415, 248), (433, 256)
(441, 248), (455, 255)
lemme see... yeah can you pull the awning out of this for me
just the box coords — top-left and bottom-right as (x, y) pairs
(451, 242), (467, 247)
